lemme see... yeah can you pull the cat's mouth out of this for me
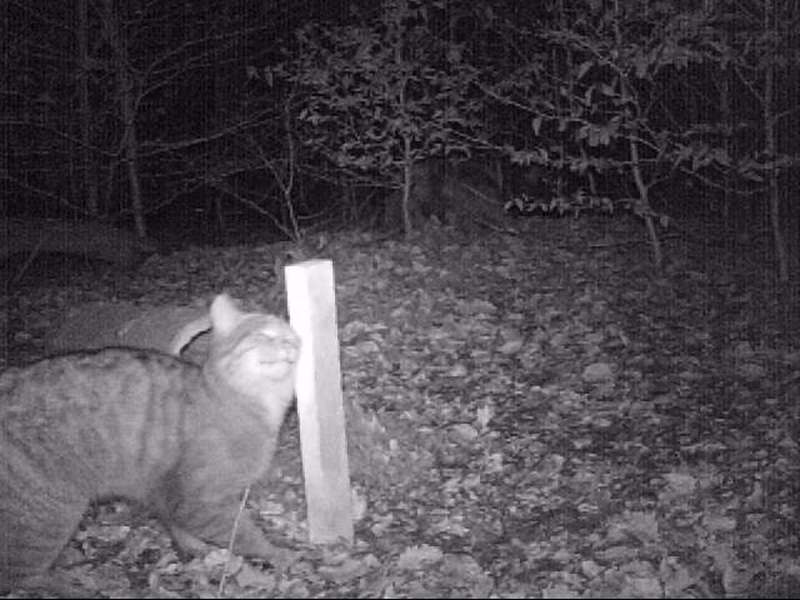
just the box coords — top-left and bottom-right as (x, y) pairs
(259, 358), (295, 380)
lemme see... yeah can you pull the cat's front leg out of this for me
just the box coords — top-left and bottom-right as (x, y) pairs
(226, 512), (297, 568)
(168, 504), (296, 568)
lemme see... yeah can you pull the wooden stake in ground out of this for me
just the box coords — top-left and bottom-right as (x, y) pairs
(285, 259), (353, 545)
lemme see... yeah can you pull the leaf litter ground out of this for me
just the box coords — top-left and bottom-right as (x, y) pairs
(3, 217), (800, 598)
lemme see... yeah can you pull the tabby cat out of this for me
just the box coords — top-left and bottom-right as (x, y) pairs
(0, 293), (300, 592)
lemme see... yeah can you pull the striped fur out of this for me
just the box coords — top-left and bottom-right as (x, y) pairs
(0, 294), (299, 592)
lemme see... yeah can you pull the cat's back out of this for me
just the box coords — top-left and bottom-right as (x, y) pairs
(1, 348), (197, 414)
(0, 348), (203, 496)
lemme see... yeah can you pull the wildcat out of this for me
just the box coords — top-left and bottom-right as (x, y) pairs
(0, 293), (300, 592)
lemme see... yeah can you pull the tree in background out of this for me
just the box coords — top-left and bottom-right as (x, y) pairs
(485, 2), (726, 267)
(265, 0), (486, 235)
(483, 0), (798, 275)
(1, 0), (798, 277)
(1, 1), (304, 240)
(710, 0), (800, 281)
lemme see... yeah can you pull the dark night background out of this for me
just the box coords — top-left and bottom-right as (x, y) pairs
(2, 1), (797, 262)
(2, 1), (800, 598)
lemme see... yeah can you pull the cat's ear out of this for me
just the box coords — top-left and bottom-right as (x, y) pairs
(209, 294), (244, 336)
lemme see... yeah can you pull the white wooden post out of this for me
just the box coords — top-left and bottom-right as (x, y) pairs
(285, 259), (353, 544)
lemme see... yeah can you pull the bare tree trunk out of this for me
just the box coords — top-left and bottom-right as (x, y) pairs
(613, 0), (662, 269)
(77, 0), (98, 216)
(630, 136), (663, 270)
(282, 98), (299, 239)
(719, 48), (732, 223)
(762, 0), (788, 282)
(401, 135), (414, 237)
(101, 0), (147, 239)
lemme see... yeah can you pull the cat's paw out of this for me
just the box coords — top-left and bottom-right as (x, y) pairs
(168, 526), (215, 558)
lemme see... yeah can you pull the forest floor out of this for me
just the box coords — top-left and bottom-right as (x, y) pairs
(3, 215), (800, 598)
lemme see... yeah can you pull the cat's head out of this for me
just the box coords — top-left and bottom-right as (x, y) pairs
(206, 294), (300, 413)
